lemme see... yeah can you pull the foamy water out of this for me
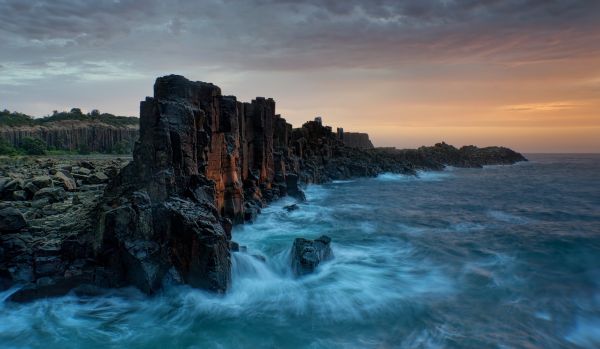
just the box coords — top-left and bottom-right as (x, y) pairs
(1, 154), (599, 348)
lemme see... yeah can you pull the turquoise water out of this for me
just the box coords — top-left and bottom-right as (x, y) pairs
(1, 154), (599, 348)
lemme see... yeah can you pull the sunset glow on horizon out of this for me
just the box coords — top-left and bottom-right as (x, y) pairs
(1, 0), (599, 152)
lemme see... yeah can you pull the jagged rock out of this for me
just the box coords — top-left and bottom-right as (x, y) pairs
(23, 182), (39, 197)
(32, 176), (53, 189)
(0, 207), (27, 233)
(53, 170), (77, 191)
(0, 74), (527, 301)
(229, 241), (240, 252)
(33, 187), (67, 203)
(12, 190), (28, 201)
(87, 172), (109, 184)
(0, 121), (138, 154)
(291, 235), (334, 276)
(284, 204), (299, 212)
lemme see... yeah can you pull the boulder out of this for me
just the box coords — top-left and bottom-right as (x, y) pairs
(87, 171), (109, 184)
(33, 187), (67, 203)
(0, 207), (27, 233)
(23, 182), (39, 196)
(54, 170), (77, 191)
(284, 203), (299, 212)
(12, 190), (28, 201)
(32, 176), (53, 189)
(291, 235), (333, 276)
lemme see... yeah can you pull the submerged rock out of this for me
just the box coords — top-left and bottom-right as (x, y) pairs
(283, 204), (299, 212)
(291, 235), (333, 276)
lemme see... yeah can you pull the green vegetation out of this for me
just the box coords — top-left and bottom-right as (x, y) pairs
(0, 108), (138, 127)
(0, 138), (18, 156)
(111, 139), (134, 155)
(19, 137), (48, 155)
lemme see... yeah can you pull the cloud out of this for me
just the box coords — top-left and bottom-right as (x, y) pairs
(0, 0), (599, 74)
(502, 101), (589, 112)
(0, 61), (144, 86)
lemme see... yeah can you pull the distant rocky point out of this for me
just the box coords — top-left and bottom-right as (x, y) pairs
(0, 75), (526, 301)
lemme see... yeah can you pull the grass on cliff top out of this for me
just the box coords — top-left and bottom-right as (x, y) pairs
(0, 108), (138, 127)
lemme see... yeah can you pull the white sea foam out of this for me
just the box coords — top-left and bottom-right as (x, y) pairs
(487, 210), (531, 224)
(375, 170), (451, 182)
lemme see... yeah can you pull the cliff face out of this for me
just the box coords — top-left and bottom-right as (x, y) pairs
(341, 132), (374, 149)
(0, 75), (527, 301)
(0, 121), (138, 153)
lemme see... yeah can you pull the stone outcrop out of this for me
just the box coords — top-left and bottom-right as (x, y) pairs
(0, 120), (138, 153)
(291, 235), (334, 276)
(0, 74), (528, 301)
(340, 131), (374, 149)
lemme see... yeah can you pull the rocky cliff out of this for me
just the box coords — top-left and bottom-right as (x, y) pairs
(340, 131), (374, 149)
(0, 75), (527, 301)
(0, 120), (138, 153)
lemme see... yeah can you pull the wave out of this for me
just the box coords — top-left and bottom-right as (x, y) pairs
(375, 170), (451, 182)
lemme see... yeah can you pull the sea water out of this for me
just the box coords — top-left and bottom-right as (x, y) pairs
(1, 154), (599, 348)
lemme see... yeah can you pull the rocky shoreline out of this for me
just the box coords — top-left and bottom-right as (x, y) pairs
(0, 75), (526, 302)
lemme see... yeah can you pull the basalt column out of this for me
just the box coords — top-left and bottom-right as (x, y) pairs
(100, 75), (231, 294)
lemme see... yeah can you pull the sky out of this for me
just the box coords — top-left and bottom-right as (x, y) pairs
(0, 0), (599, 152)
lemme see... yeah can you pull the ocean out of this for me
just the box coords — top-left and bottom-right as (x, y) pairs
(1, 154), (599, 348)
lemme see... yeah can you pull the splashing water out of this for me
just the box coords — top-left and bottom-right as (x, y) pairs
(1, 154), (600, 348)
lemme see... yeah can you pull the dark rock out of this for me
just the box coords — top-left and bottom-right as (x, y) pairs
(229, 241), (240, 252)
(0, 207), (27, 233)
(87, 172), (109, 184)
(33, 187), (67, 203)
(12, 190), (28, 201)
(251, 254), (266, 263)
(79, 160), (95, 170)
(0, 74), (527, 301)
(23, 182), (39, 197)
(284, 204), (299, 212)
(32, 176), (53, 189)
(291, 235), (334, 276)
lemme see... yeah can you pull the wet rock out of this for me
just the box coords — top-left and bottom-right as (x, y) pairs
(284, 203), (299, 212)
(291, 235), (334, 276)
(229, 241), (240, 252)
(0, 207), (27, 233)
(33, 187), (67, 203)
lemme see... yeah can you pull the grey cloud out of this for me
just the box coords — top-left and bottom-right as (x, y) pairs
(0, 0), (599, 76)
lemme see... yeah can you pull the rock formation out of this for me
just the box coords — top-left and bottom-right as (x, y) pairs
(0, 121), (138, 153)
(291, 235), (334, 276)
(340, 132), (374, 149)
(0, 75), (527, 301)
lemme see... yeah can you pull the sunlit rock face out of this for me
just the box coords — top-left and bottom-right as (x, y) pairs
(98, 75), (301, 294)
(101, 75), (233, 294)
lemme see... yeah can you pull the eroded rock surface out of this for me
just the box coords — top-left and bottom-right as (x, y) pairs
(291, 235), (334, 276)
(0, 75), (527, 301)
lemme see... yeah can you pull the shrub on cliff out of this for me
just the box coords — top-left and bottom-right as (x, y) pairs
(0, 138), (18, 155)
(0, 110), (35, 126)
(19, 137), (47, 155)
